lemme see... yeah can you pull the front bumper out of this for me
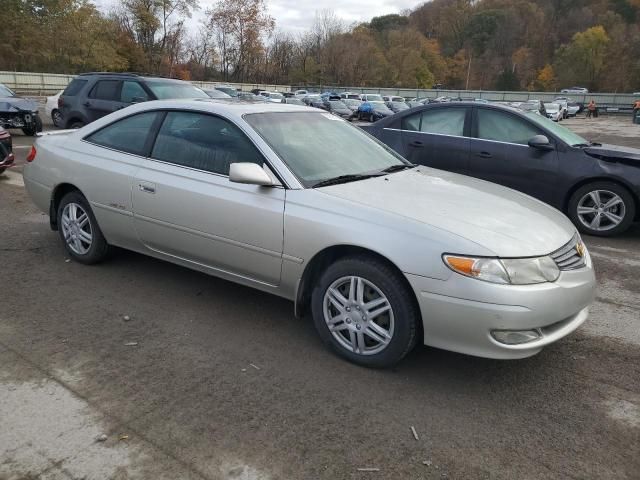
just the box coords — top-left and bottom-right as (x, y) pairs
(0, 111), (39, 129)
(406, 257), (596, 359)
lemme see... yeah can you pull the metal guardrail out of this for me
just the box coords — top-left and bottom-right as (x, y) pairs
(2, 71), (638, 108)
(0, 71), (290, 96)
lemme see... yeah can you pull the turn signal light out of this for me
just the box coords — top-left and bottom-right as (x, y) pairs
(26, 145), (36, 162)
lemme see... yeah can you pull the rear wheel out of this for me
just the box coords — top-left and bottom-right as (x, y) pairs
(52, 110), (63, 128)
(57, 191), (110, 264)
(311, 255), (419, 368)
(69, 120), (85, 129)
(568, 181), (635, 236)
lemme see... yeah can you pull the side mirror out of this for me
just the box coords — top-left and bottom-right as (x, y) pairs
(528, 135), (554, 150)
(229, 163), (274, 186)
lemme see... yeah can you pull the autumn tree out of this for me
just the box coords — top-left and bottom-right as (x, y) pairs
(554, 25), (610, 90)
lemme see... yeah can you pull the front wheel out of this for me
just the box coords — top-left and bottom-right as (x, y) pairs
(311, 255), (419, 368)
(568, 182), (635, 236)
(22, 116), (43, 136)
(57, 191), (110, 263)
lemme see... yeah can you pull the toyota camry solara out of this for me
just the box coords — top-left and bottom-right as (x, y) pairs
(23, 100), (596, 368)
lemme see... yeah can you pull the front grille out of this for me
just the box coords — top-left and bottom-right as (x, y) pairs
(550, 234), (586, 271)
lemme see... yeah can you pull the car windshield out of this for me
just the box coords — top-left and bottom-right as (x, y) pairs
(544, 103), (559, 111)
(365, 95), (383, 102)
(216, 87), (238, 97)
(0, 85), (16, 97)
(525, 112), (588, 146)
(372, 102), (392, 112)
(329, 101), (347, 108)
(245, 112), (406, 187)
(146, 82), (209, 99)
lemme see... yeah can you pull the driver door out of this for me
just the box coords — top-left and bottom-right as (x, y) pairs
(468, 107), (559, 203)
(132, 111), (285, 286)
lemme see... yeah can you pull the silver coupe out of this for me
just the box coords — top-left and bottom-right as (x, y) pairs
(23, 100), (596, 367)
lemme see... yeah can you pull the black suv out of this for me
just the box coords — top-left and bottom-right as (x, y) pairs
(58, 73), (208, 129)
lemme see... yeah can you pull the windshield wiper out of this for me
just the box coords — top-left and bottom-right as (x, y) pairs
(573, 141), (601, 148)
(312, 173), (384, 188)
(379, 163), (417, 173)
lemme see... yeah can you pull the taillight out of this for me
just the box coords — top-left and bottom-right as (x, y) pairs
(26, 145), (36, 162)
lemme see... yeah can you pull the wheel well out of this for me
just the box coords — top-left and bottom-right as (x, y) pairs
(564, 177), (639, 220)
(294, 245), (423, 335)
(49, 183), (82, 230)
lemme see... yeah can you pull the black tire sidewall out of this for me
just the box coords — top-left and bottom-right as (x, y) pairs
(311, 256), (418, 368)
(69, 121), (85, 129)
(568, 182), (636, 237)
(57, 191), (109, 264)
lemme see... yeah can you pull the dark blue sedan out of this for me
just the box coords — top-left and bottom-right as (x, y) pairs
(364, 102), (640, 236)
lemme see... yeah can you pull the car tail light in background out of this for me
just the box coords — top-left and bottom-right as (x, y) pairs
(26, 146), (37, 162)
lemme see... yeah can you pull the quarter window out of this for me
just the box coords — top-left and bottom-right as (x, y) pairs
(151, 111), (263, 175)
(477, 108), (541, 145)
(121, 81), (149, 103)
(402, 108), (466, 136)
(89, 80), (121, 101)
(85, 112), (159, 156)
(63, 79), (87, 96)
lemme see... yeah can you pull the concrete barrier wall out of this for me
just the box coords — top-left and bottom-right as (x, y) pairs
(2, 71), (637, 107)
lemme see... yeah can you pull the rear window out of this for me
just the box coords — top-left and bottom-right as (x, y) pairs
(89, 80), (121, 101)
(63, 79), (88, 96)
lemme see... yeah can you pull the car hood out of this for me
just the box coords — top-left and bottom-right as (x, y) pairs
(0, 96), (38, 113)
(318, 168), (575, 257)
(584, 143), (640, 165)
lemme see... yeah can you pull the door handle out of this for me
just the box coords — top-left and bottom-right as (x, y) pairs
(409, 140), (424, 148)
(83, 101), (91, 107)
(476, 151), (492, 158)
(138, 182), (156, 194)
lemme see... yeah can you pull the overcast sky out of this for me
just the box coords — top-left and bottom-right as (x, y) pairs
(96, 0), (423, 34)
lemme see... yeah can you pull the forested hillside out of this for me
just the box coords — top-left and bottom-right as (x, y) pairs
(1, 0), (639, 92)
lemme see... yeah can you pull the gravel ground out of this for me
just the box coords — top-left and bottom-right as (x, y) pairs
(0, 114), (639, 480)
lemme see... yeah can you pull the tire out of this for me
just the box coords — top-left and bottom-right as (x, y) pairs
(369, 113), (375, 122)
(52, 110), (63, 128)
(568, 181), (636, 237)
(69, 120), (85, 129)
(57, 191), (110, 264)
(22, 116), (43, 136)
(311, 255), (419, 368)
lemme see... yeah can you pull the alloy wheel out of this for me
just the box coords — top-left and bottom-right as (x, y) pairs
(323, 276), (394, 355)
(577, 189), (626, 232)
(61, 202), (93, 254)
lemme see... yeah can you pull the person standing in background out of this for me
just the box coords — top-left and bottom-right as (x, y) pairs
(586, 100), (596, 118)
(633, 98), (640, 124)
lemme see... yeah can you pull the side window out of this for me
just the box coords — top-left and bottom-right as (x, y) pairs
(85, 112), (159, 156)
(401, 111), (421, 131)
(420, 108), (466, 136)
(151, 111), (264, 175)
(89, 80), (121, 101)
(63, 79), (87, 96)
(477, 109), (541, 145)
(121, 81), (149, 103)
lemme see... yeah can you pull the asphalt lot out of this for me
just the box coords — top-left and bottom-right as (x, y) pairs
(1, 113), (639, 479)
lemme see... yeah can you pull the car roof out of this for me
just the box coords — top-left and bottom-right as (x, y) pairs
(127, 98), (320, 115)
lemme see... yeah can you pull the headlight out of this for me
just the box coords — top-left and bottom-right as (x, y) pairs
(443, 255), (560, 285)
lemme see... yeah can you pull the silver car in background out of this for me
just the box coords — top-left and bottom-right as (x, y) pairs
(23, 100), (596, 367)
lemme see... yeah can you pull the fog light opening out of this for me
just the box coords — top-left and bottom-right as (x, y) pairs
(491, 329), (542, 345)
